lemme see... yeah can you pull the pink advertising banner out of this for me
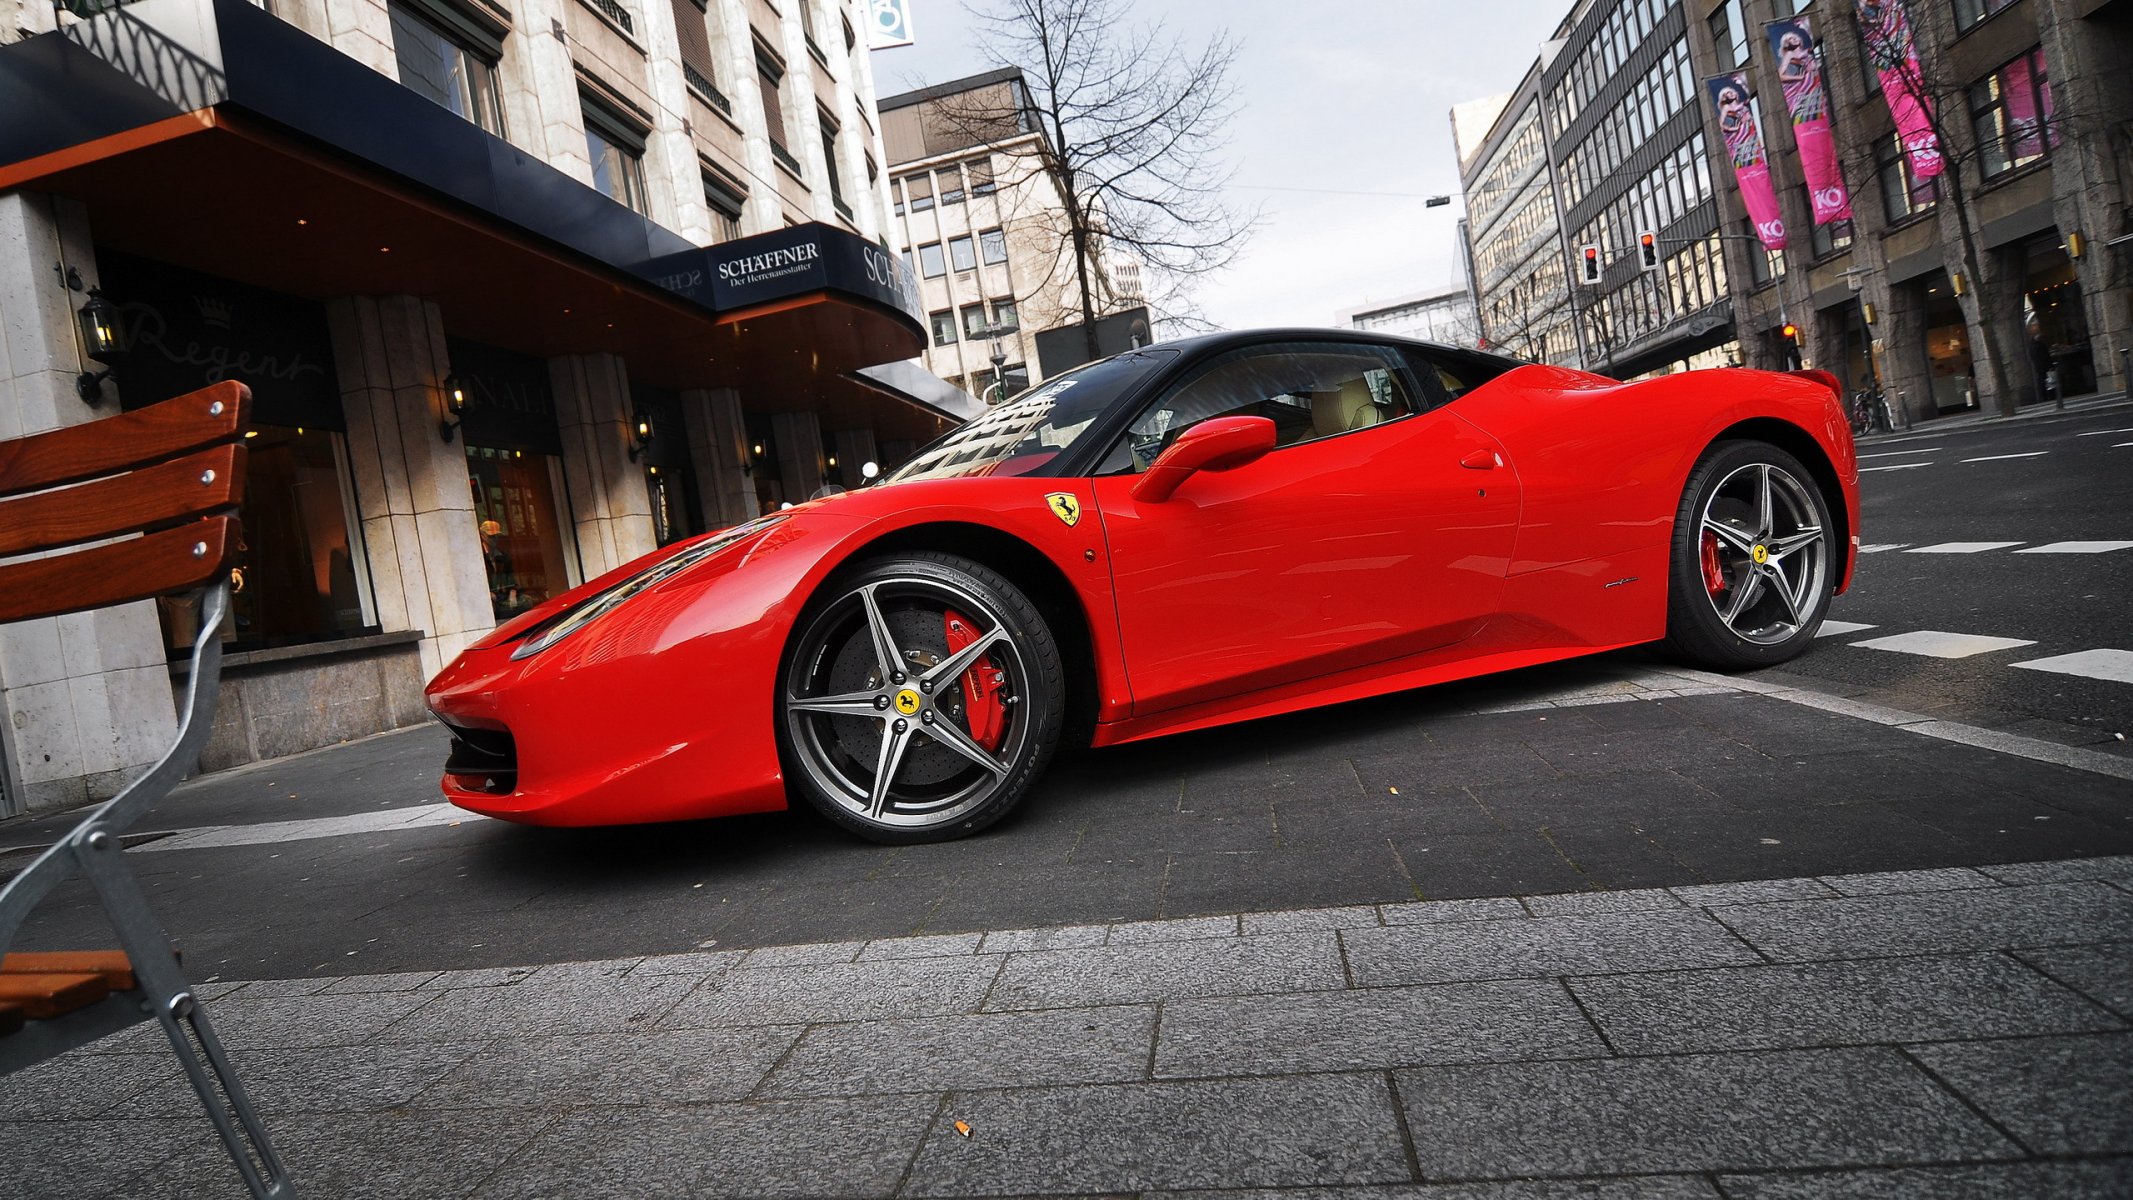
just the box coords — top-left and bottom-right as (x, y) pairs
(1705, 73), (1787, 251)
(1855, 0), (1944, 179)
(1765, 16), (1852, 225)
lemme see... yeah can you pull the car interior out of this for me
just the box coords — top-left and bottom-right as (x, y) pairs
(1118, 345), (1425, 471)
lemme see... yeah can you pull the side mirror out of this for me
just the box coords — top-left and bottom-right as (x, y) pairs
(1130, 415), (1277, 504)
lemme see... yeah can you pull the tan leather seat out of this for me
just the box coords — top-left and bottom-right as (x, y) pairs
(1311, 377), (1384, 437)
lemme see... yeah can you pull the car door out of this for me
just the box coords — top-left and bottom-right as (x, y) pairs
(1087, 339), (1521, 717)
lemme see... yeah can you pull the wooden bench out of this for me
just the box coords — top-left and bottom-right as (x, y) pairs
(0, 381), (296, 1197)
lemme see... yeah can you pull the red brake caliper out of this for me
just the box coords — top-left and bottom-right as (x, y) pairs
(1700, 529), (1728, 597)
(943, 611), (1007, 752)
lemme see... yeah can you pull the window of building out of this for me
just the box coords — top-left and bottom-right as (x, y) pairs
(1970, 47), (2056, 179)
(1954, 0), (2016, 30)
(818, 111), (848, 214)
(757, 49), (799, 173)
(939, 165), (966, 206)
(387, 0), (505, 135)
(991, 297), (1019, 332)
(670, 0), (730, 112)
(930, 310), (958, 346)
(917, 242), (945, 277)
(799, 0), (826, 60)
(703, 170), (745, 241)
(979, 227), (1008, 265)
(968, 158), (997, 195)
(900, 249), (915, 276)
(961, 302), (989, 338)
(582, 97), (649, 215)
(1878, 132), (1938, 222)
(906, 172), (935, 212)
(949, 235), (977, 273)
(469, 446), (574, 618)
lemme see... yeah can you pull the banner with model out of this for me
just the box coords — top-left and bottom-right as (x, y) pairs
(1854, 0), (1944, 179)
(1706, 73), (1787, 251)
(1765, 16), (1853, 226)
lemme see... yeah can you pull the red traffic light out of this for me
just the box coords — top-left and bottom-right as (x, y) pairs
(1780, 322), (1799, 340)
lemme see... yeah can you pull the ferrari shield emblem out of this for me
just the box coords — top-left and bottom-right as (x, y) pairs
(1045, 492), (1082, 527)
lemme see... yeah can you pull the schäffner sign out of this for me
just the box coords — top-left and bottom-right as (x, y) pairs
(634, 222), (924, 329)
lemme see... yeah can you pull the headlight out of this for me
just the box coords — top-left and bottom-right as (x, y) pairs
(509, 516), (787, 660)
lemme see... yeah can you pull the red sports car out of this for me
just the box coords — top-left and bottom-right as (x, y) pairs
(427, 330), (1859, 843)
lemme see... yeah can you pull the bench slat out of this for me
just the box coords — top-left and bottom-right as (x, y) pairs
(0, 972), (111, 1020)
(0, 445), (245, 558)
(0, 381), (248, 499)
(0, 515), (236, 626)
(1, 950), (135, 991)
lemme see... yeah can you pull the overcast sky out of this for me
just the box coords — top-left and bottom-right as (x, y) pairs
(869, 0), (1567, 331)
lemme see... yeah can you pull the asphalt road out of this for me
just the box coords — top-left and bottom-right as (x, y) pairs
(1779, 402), (2133, 747)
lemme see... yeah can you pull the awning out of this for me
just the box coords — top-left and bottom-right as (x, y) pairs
(0, 0), (979, 439)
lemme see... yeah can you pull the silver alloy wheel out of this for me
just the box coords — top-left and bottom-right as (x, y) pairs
(1697, 461), (1828, 645)
(783, 576), (1031, 830)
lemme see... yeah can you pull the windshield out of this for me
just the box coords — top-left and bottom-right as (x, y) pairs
(882, 349), (1178, 484)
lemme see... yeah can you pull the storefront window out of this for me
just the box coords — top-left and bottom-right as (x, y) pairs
(468, 446), (572, 619)
(2024, 238), (2092, 398)
(1969, 48), (2056, 179)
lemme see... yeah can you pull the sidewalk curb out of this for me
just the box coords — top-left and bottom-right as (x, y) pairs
(1854, 393), (2132, 444)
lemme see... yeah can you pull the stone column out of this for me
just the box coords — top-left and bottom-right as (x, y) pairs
(829, 427), (878, 489)
(681, 386), (754, 528)
(2039, 0), (2133, 397)
(1878, 280), (1934, 426)
(551, 353), (658, 577)
(326, 295), (497, 683)
(771, 410), (825, 501)
(0, 192), (177, 816)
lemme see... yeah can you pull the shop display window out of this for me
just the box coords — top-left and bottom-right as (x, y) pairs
(467, 446), (573, 620)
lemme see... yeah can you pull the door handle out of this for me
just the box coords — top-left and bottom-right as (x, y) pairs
(1459, 448), (1502, 470)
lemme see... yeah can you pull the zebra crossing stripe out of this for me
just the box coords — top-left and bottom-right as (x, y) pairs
(2012, 649), (2133, 685)
(1857, 544), (1911, 553)
(1850, 630), (2037, 659)
(1815, 621), (1877, 637)
(1907, 542), (2024, 554)
(2013, 541), (2133, 554)
(1860, 464), (1930, 473)
(1962, 452), (2049, 463)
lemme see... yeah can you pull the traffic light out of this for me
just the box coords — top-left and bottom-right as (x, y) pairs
(1780, 321), (1799, 342)
(1637, 231), (1659, 272)
(1579, 244), (1602, 285)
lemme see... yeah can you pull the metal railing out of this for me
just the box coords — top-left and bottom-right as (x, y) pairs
(682, 63), (731, 115)
(585, 0), (634, 35)
(769, 139), (803, 177)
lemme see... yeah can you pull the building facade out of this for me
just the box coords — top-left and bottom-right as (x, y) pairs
(880, 68), (1141, 403)
(1337, 286), (1482, 347)
(1458, 0), (1745, 377)
(0, 0), (973, 815)
(1687, 0), (2131, 421)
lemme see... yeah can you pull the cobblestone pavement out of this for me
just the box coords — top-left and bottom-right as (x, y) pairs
(4, 858), (2129, 1198)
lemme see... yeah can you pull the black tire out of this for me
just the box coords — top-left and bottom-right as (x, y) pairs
(777, 552), (1066, 844)
(1663, 439), (1836, 670)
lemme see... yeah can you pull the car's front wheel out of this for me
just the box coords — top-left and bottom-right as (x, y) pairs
(1664, 440), (1835, 669)
(778, 552), (1065, 844)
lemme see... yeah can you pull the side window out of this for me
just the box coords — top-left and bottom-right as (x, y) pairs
(1106, 342), (1422, 474)
(1403, 349), (1508, 405)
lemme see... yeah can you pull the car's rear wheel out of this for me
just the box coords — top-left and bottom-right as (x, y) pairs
(778, 553), (1065, 844)
(1664, 440), (1834, 669)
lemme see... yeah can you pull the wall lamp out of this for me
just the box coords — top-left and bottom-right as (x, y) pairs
(439, 374), (469, 442)
(2065, 232), (2085, 261)
(1950, 271), (1968, 298)
(627, 411), (655, 462)
(1862, 301), (1877, 325)
(75, 286), (122, 403)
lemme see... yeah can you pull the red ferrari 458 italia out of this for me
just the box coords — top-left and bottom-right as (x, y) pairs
(427, 330), (1859, 843)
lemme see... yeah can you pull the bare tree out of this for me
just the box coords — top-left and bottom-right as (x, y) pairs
(943, 0), (1260, 359)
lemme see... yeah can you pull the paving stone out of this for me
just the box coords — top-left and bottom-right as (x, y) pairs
(1818, 867), (2000, 895)
(471, 1098), (931, 1198)
(1107, 914), (1241, 944)
(320, 970), (441, 994)
(420, 965), (537, 989)
(0, 1052), (175, 1119)
(1713, 882), (2133, 961)
(0, 1118), (212, 1200)
(1520, 887), (1684, 917)
(2015, 942), (2133, 1016)
(1669, 877), (1840, 906)
(1241, 905), (1383, 934)
(628, 948), (749, 977)
(975, 924), (1109, 953)
(902, 1073), (1409, 1195)
(742, 940), (866, 967)
(414, 1026), (801, 1108)
(100, 1108), (550, 1200)
(198, 990), (444, 1050)
(1717, 1160), (2133, 1199)
(856, 932), (985, 961)
(985, 932), (1343, 1010)
(660, 955), (1001, 1027)
(1378, 896), (1528, 924)
(226, 976), (341, 999)
(1910, 1032), (2133, 1154)
(117, 1040), (486, 1117)
(1569, 953), (2123, 1055)
(379, 972), (697, 1042)
(1978, 855), (2133, 888)
(759, 1004), (1154, 1097)
(1173, 1180), (1722, 1200)
(1341, 909), (1760, 988)
(1156, 979), (1606, 1077)
(1394, 1047), (2017, 1178)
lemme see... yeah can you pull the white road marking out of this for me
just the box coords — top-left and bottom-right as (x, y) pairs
(1858, 543), (1911, 553)
(2012, 649), (2133, 685)
(1815, 621), (1878, 637)
(1860, 463), (1931, 473)
(135, 803), (469, 852)
(2114, 443), (2133, 449)
(1850, 630), (2038, 659)
(1859, 447), (1942, 458)
(2013, 541), (2133, 554)
(1961, 452), (2049, 463)
(2074, 427), (2133, 436)
(1907, 542), (2025, 554)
